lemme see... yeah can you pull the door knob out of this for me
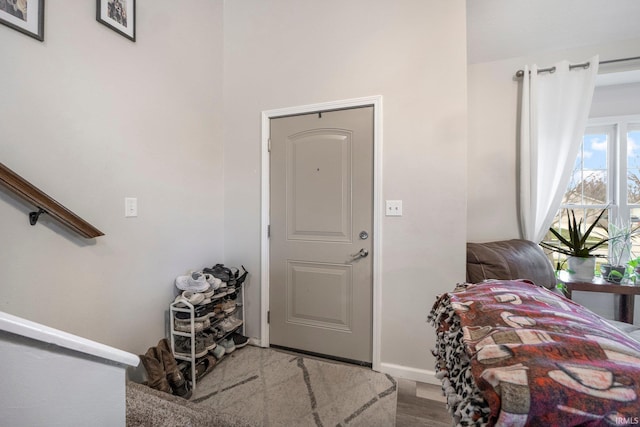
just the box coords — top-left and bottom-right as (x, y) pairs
(350, 248), (369, 260)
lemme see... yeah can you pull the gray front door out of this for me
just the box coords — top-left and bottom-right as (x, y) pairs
(269, 106), (374, 363)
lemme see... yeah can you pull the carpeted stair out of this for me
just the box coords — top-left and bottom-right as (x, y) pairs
(126, 381), (253, 427)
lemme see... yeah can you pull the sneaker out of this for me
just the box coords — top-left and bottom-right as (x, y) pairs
(211, 290), (225, 300)
(202, 283), (215, 298)
(219, 318), (233, 332)
(211, 327), (225, 339)
(174, 318), (210, 333)
(222, 300), (236, 314)
(175, 272), (209, 292)
(211, 344), (225, 359)
(203, 274), (220, 291)
(203, 264), (232, 282)
(220, 316), (243, 333)
(201, 332), (217, 351)
(220, 338), (236, 354)
(174, 336), (208, 358)
(219, 280), (228, 292)
(184, 355), (217, 382)
(226, 316), (243, 331)
(181, 291), (204, 306)
(230, 332), (249, 348)
(174, 305), (209, 322)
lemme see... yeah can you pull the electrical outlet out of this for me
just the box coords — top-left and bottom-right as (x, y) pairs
(386, 200), (402, 216)
(125, 197), (137, 217)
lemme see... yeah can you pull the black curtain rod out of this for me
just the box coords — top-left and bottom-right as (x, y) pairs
(515, 55), (640, 78)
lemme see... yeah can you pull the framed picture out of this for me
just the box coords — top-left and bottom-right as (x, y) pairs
(0, 0), (44, 41)
(96, 0), (135, 42)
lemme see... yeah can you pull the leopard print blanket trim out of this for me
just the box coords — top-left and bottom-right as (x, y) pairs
(428, 293), (491, 426)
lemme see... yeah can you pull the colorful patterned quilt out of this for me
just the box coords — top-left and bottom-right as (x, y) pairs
(428, 280), (640, 426)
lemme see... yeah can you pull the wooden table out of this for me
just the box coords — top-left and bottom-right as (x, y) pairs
(562, 278), (640, 324)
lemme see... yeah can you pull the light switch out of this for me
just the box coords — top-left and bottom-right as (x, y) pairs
(125, 197), (138, 217)
(386, 200), (402, 216)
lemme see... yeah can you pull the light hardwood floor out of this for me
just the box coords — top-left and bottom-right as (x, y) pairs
(395, 379), (452, 427)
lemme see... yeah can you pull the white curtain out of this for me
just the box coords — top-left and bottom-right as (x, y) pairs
(519, 55), (599, 243)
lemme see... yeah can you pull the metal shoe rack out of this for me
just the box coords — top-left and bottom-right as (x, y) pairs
(169, 287), (245, 390)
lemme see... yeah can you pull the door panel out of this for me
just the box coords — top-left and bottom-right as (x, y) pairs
(287, 261), (352, 331)
(269, 106), (373, 363)
(287, 130), (352, 242)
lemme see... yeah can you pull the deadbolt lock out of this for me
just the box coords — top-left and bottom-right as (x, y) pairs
(359, 231), (369, 240)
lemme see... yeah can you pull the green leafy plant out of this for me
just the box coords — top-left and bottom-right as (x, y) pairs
(628, 256), (640, 282)
(540, 208), (609, 258)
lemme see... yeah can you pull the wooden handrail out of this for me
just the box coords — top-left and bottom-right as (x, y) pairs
(0, 162), (104, 239)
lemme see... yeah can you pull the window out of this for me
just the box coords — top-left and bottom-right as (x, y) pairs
(546, 115), (640, 271)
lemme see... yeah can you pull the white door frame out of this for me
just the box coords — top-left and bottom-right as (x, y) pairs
(260, 95), (383, 370)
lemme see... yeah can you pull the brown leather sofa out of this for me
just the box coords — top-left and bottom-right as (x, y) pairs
(466, 239), (557, 289)
(466, 238), (640, 341)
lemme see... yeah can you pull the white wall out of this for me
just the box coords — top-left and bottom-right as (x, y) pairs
(0, 0), (224, 354)
(591, 82), (640, 118)
(467, 37), (640, 242)
(222, 0), (467, 378)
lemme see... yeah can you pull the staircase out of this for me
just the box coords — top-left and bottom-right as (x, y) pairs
(0, 311), (138, 426)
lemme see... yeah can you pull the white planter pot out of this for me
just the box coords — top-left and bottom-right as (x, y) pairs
(567, 256), (595, 281)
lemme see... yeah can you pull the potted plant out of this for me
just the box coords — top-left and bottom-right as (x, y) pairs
(601, 221), (637, 283)
(540, 208), (609, 281)
(627, 256), (640, 284)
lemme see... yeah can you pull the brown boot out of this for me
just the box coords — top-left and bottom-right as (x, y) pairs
(156, 339), (192, 399)
(139, 347), (171, 393)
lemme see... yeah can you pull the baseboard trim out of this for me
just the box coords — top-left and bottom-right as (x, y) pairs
(379, 363), (440, 385)
(247, 337), (265, 347)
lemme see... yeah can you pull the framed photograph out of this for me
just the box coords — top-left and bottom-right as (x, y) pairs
(96, 0), (135, 42)
(0, 0), (44, 41)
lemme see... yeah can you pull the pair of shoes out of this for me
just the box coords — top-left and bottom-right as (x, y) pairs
(157, 339), (192, 399)
(184, 355), (217, 382)
(219, 338), (236, 354)
(216, 300), (236, 314)
(174, 317), (210, 333)
(140, 340), (192, 399)
(175, 300), (217, 321)
(174, 336), (208, 358)
(139, 348), (172, 393)
(203, 264), (232, 282)
(201, 331), (217, 351)
(181, 291), (205, 305)
(230, 332), (249, 348)
(174, 311), (206, 322)
(175, 272), (209, 292)
(210, 327), (225, 339)
(220, 316), (243, 333)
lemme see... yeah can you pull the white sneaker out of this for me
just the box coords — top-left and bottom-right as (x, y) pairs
(204, 274), (222, 290)
(175, 272), (209, 292)
(174, 318), (210, 333)
(181, 291), (204, 305)
(220, 316), (243, 332)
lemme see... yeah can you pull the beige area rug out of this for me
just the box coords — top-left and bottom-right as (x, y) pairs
(190, 346), (397, 427)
